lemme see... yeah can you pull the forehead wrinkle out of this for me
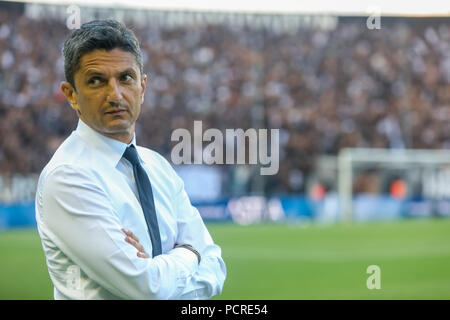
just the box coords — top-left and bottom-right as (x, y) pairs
(79, 49), (139, 76)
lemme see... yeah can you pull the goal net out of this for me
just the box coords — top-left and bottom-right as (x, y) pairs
(337, 148), (450, 222)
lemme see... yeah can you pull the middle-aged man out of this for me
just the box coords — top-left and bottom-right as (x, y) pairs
(35, 19), (226, 300)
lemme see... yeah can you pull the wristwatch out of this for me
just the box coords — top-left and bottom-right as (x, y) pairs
(175, 244), (201, 264)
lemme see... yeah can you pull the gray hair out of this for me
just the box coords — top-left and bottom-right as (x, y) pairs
(62, 19), (143, 90)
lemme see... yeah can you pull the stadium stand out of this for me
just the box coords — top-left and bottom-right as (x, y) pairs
(0, 3), (449, 198)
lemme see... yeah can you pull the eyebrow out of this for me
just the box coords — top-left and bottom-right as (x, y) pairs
(84, 68), (137, 78)
(84, 70), (104, 78)
(119, 68), (137, 76)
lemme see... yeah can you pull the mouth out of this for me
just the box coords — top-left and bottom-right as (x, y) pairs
(104, 109), (127, 115)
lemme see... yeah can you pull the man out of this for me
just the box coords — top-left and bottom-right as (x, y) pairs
(35, 19), (226, 300)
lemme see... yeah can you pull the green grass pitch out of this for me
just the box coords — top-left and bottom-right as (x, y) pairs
(0, 218), (449, 299)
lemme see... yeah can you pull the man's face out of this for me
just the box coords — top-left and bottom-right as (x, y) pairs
(61, 48), (147, 143)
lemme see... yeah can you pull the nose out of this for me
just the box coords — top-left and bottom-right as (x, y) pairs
(106, 78), (123, 105)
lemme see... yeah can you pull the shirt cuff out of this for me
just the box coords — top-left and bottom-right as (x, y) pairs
(169, 247), (199, 275)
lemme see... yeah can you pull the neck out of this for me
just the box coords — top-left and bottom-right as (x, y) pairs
(79, 118), (134, 144)
(101, 131), (133, 144)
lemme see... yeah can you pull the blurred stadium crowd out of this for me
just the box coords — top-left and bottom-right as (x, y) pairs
(0, 6), (449, 195)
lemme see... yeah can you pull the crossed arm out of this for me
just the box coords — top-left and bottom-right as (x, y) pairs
(122, 228), (200, 263)
(38, 165), (226, 300)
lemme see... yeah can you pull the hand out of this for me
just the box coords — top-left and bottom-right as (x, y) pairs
(121, 228), (149, 259)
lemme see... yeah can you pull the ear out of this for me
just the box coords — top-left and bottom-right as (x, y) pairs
(60, 81), (81, 115)
(140, 74), (147, 104)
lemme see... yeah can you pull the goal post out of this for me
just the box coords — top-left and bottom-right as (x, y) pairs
(337, 148), (450, 223)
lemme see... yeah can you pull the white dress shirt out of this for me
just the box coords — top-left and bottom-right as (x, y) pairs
(35, 119), (226, 300)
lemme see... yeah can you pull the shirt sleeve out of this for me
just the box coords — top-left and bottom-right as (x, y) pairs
(40, 164), (199, 300)
(171, 169), (227, 300)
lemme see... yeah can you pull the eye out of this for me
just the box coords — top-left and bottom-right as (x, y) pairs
(88, 77), (103, 86)
(121, 74), (133, 82)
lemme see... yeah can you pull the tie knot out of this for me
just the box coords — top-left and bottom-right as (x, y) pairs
(123, 145), (140, 166)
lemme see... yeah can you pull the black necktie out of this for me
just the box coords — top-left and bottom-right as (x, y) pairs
(123, 145), (162, 257)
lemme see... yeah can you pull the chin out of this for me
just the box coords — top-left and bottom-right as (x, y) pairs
(107, 127), (131, 134)
(105, 119), (132, 131)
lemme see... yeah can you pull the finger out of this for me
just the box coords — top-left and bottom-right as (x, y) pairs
(123, 229), (140, 243)
(122, 228), (133, 237)
(137, 252), (149, 259)
(125, 236), (145, 253)
(125, 236), (141, 250)
(129, 232), (139, 243)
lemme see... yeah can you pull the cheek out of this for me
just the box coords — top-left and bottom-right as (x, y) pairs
(79, 92), (104, 114)
(134, 98), (142, 116)
(136, 106), (142, 119)
(129, 89), (142, 114)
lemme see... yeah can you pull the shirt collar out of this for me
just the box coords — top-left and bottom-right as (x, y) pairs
(75, 119), (137, 168)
